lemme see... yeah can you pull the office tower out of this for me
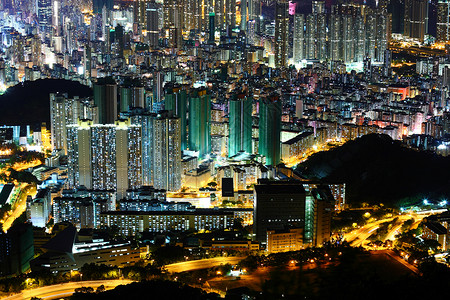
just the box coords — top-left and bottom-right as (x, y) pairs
(254, 182), (306, 244)
(164, 84), (188, 151)
(209, 12), (216, 43)
(37, 0), (52, 37)
(404, 0), (427, 41)
(146, 0), (159, 48)
(0, 223), (34, 277)
(52, 0), (61, 36)
(293, 14), (305, 63)
(93, 78), (118, 124)
(274, 0), (289, 68)
(228, 93), (252, 157)
(259, 94), (281, 166)
(189, 89), (211, 157)
(437, 0), (450, 42)
(153, 112), (181, 192)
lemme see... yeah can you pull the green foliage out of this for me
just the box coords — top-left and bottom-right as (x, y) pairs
(150, 246), (189, 266)
(69, 280), (220, 300)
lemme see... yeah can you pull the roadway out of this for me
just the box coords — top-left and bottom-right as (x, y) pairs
(1, 184), (36, 231)
(344, 213), (425, 248)
(3, 279), (134, 300)
(165, 256), (245, 273)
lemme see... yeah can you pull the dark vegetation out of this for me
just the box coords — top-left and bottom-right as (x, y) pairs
(296, 134), (450, 207)
(69, 280), (220, 300)
(0, 79), (92, 125)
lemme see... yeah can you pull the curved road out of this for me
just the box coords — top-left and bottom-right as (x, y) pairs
(344, 214), (425, 248)
(3, 279), (134, 300)
(165, 256), (245, 273)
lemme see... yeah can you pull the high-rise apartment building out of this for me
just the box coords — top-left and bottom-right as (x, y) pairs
(293, 14), (305, 63)
(228, 93), (252, 157)
(437, 0), (450, 42)
(259, 94), (281, 166)
(404, 0), (427, 41)
(274, 0), (289, 68)
(146, 0), (160, 48)
(124, 109), (156, 186)
(66, 120), (142, 199)
(93, 78), (118, 124)
(164, 84), (188, 151)
(189, 88), (211, 157)
(50, 93), (97, 154)
(153, 111), (181, 192)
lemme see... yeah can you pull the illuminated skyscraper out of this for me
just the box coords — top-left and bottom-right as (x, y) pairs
(146, 0), (160, 48)
(134, 0), (150, 30)
(248, 0), (262, 33)
(404, 0), (427, 41)
(116, 121), (142, 198)
(66, 121), (142, 199)
(50, 93), (96, 154)
(225, 0), (236, 29)
(164, 84), (188, 150)
(189, 88), (211, 157)
(293, 14), (305, 63)
(91, 125), (117, 191)
(259, 94), (281, 166)
(214, 0), (225, 30)
(37, 0), (52, 37)
(93, 78), (118, 124)
(229, 93), (253, 157)
(153, 112), (181, 192)
(209, 12), (216, 43)
(163, 0), (183, 48)
(125, 109), (156, 186)
(275, 0), (289, 68)
(437, 0), (450, 42)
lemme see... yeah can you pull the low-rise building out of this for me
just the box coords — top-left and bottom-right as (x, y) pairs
(266, 228), (303, 253)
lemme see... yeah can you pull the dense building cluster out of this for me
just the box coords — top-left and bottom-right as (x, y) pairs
(0, 0), (450, 279)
